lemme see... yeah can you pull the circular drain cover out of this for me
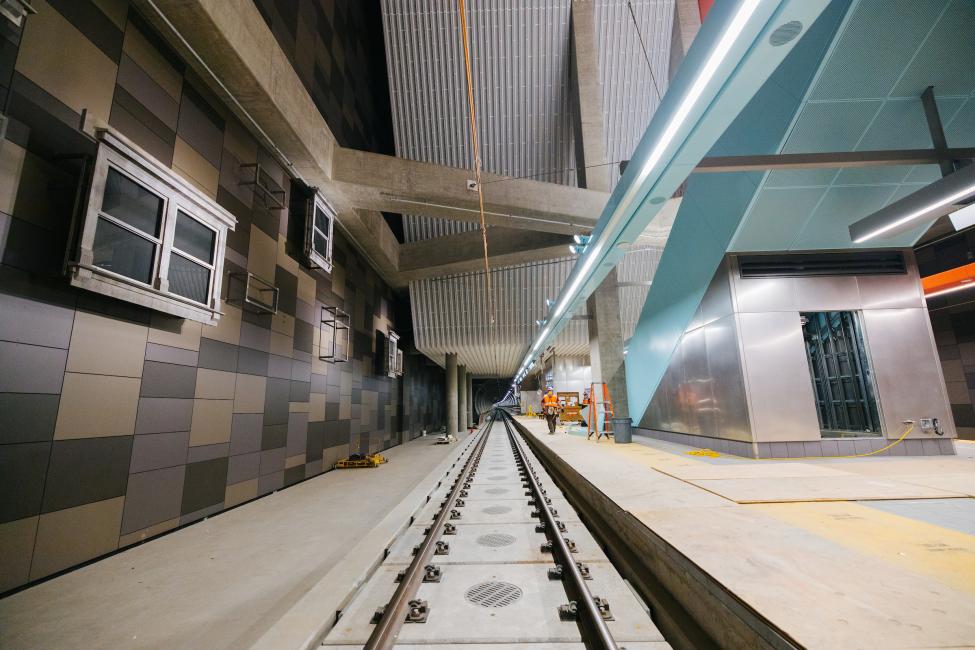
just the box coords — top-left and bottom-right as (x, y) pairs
(465, 581), (523, 608)
(476, 533), (516, 547)
(482, 505), (512, 515)
(486, 487), (509, 495)
(488, 475), (507, 481)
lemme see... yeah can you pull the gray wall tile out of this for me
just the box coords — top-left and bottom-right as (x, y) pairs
(239, 321), (270, 353)
(145, 342), (198, 367)
(0, 291), (74, 348)
(286, 412), (308, 455)
(258, 470), (283, 496)
(180, 457), (228, 515)
(135, 397), (194, 434)
(267, 354), (291, 379)
(121, 465), (186, 534)
(261, 423), (287, 450)
(0, 341), (67, 393)
(259, 448), (285, 475)
(129, 430), (190, 473)
(289, 380), (310, 402)
(42, 436), (133, 513)
(237, 347), (268, 376)
(264, 378), (290, 425)
(198, 338), (238, 372)
(187, 443), (229, 463)
(141, 362), (197, 399)
(230, 413), (262, 455)
(227, 451), (260, 484)
(0, 441), (50, 522)
(0, 393), (60, 443)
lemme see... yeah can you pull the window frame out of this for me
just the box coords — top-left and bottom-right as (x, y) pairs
(304, 190), (334, 273)
(386, 329), (400, 378)
(70, 129), (236, 325)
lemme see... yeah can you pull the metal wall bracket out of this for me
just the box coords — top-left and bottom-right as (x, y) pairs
(227, 273), (278, 314)
(319, 305), (350, 363)
(239, 163), (286, 210)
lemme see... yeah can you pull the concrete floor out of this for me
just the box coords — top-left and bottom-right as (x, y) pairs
(0, 432), (471, 650)
(521, 417), (975, 649)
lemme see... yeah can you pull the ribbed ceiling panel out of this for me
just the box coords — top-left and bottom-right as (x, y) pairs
(595, 0), (675, 187)
(410, 256), (589, 376)
(617, 246), (663, 341)
(381, 1), (577, 243)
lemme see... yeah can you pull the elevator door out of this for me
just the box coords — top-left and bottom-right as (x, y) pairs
(801, 311), (881, 437)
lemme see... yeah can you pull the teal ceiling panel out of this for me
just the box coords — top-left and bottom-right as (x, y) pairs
(857, 98), (965, 151)
(765, 168), (838, 189)
(810, 0), (946, 101)
(792, 185), (900, 249)
(945, 97), (975, 147)
(892, 0), (975, 98)
(783, 100), (882, 154)
(903, 165), (943, 184)
(833, 165), (914, 186)
(730, 187), (825, 252)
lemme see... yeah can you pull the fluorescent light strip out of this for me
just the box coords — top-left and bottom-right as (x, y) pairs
(854, 182), (975, 243)
(925, 282), (975, 299)
(514, 0), (763, 379)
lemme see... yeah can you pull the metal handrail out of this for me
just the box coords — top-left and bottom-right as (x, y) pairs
(499, 410), (619, 650)
(364, 417), (492, 649)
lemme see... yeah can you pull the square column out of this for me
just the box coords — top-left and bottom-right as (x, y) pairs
(445, 353), (458, 435)
(587, 269), (629, 419)
(458, 364), (468, 433)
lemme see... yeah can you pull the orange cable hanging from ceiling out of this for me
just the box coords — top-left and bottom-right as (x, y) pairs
(457, 0), (495, 327)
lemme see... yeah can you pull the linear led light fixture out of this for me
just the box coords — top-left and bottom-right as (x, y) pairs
(850, 163), (975, 243)
(514, 0), (824, 383)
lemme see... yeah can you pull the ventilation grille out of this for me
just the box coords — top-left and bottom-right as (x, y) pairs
(476, 533), (517, 548)
(738, 252), (906, 278)
(465, 581), (523, 608)
(482, 505), (513, 515)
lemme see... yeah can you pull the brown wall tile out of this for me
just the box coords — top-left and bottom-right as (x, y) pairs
(0, 516), (38, 592)
(66, 310), (148, 378)
(189, 398), (233, 446)
(30, 496), (124, 581)
(54, 373), (140, 439)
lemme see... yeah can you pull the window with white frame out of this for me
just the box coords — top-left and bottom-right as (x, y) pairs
(69, 129), (235, 325)
(386, 330), (400, 378)
(304, 190), (334, 273)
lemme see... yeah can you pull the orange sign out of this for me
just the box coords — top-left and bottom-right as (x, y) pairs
(922, 262), (975, 298)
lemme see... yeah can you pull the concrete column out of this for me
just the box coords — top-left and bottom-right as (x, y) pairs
(457, 364), (468, 433)
(569, 0), (611, 193)
(587, 269), (629, 419)
(466, 373), (474, 427)
(445, 353), (458, 435)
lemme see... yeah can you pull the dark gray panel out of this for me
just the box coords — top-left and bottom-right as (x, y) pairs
(286, 412), (307, 455)
(230, 413), (262, 455)
(42, 436), (133, 513)
(306, 420), (323, 461)
(259, 447), (285, 475)
(187, 442), (230, 463)
(198, 338), (238, 372)
(310, 372), (326, 393)
(115, 55), (180, 130)
(267, 354), (292, 379)
(135, 397), (194, 433)
(283, 465), (303, 486)
(257, 470), (283, 496)
(237, 347), (269, 376)
(109, 99), (176, 169)
(227, 450), (260, 484)
(264, 378), (290, 425)
(293, 319), (313, 353)
(140, 362), (197, 399)
(0, 441), (50, 523)
(0, 341), (67, 394)
(176, 84), (225, 168)
(120, 465), (186, 534)
(144, 342), (198, 367)
(261, 423), (287, 450)
(180, 457), (228, 515)
(291, 359), (311, 383)
(274, 267), (298, 316)
(289, 380), (310, 402)
(0, 291), (75, 349)
(129, 430), (189, 473)
(239, 321), (271, 353)
(0, 393), (60, 443)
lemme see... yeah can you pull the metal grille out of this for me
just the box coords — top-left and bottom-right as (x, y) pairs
(801, 311), (881, 436)
(464, 581), (524, 608)
(476, 533), (517, 548)
(482, 505), (513, 515)
(486, 488), (509, 495)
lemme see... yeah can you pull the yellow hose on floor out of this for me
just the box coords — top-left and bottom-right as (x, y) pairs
(686, 423), (917, 460)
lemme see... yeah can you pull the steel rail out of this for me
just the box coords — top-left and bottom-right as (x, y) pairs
(363, 416), (493, 649)
(499, 410), (619, 650)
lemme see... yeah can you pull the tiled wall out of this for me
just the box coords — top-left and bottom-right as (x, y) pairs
(0, 0), (443, 593)
(252, 0), (394, 154)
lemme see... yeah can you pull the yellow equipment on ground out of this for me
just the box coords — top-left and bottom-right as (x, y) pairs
(335, 453), (388, 469)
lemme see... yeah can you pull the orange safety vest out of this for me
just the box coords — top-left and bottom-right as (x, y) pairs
(542, 394), (559, 409)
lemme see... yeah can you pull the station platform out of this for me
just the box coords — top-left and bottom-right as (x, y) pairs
(0, 431), (471, 649)
(517, 416), (975, 649)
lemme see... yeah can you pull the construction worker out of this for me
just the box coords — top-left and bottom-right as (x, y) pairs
(542, 387), (560, 435)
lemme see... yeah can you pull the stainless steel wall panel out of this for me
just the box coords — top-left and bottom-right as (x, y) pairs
(792, 275), (861, 312)
(860, 308), (955, 439)
(705, 315), (752, 442)
(737, 311), (821, 442)
(732, 275), (797, 314)
(856, 253), (924, 310)
(681, 327), (712, 436)
(700, 258), (734, 325)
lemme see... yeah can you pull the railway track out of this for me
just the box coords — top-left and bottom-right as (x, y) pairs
(322, 409), (670, 649)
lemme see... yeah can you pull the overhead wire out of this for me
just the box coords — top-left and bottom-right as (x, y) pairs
(626, 0), (663, 102)
(457, 0), (501, 378)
